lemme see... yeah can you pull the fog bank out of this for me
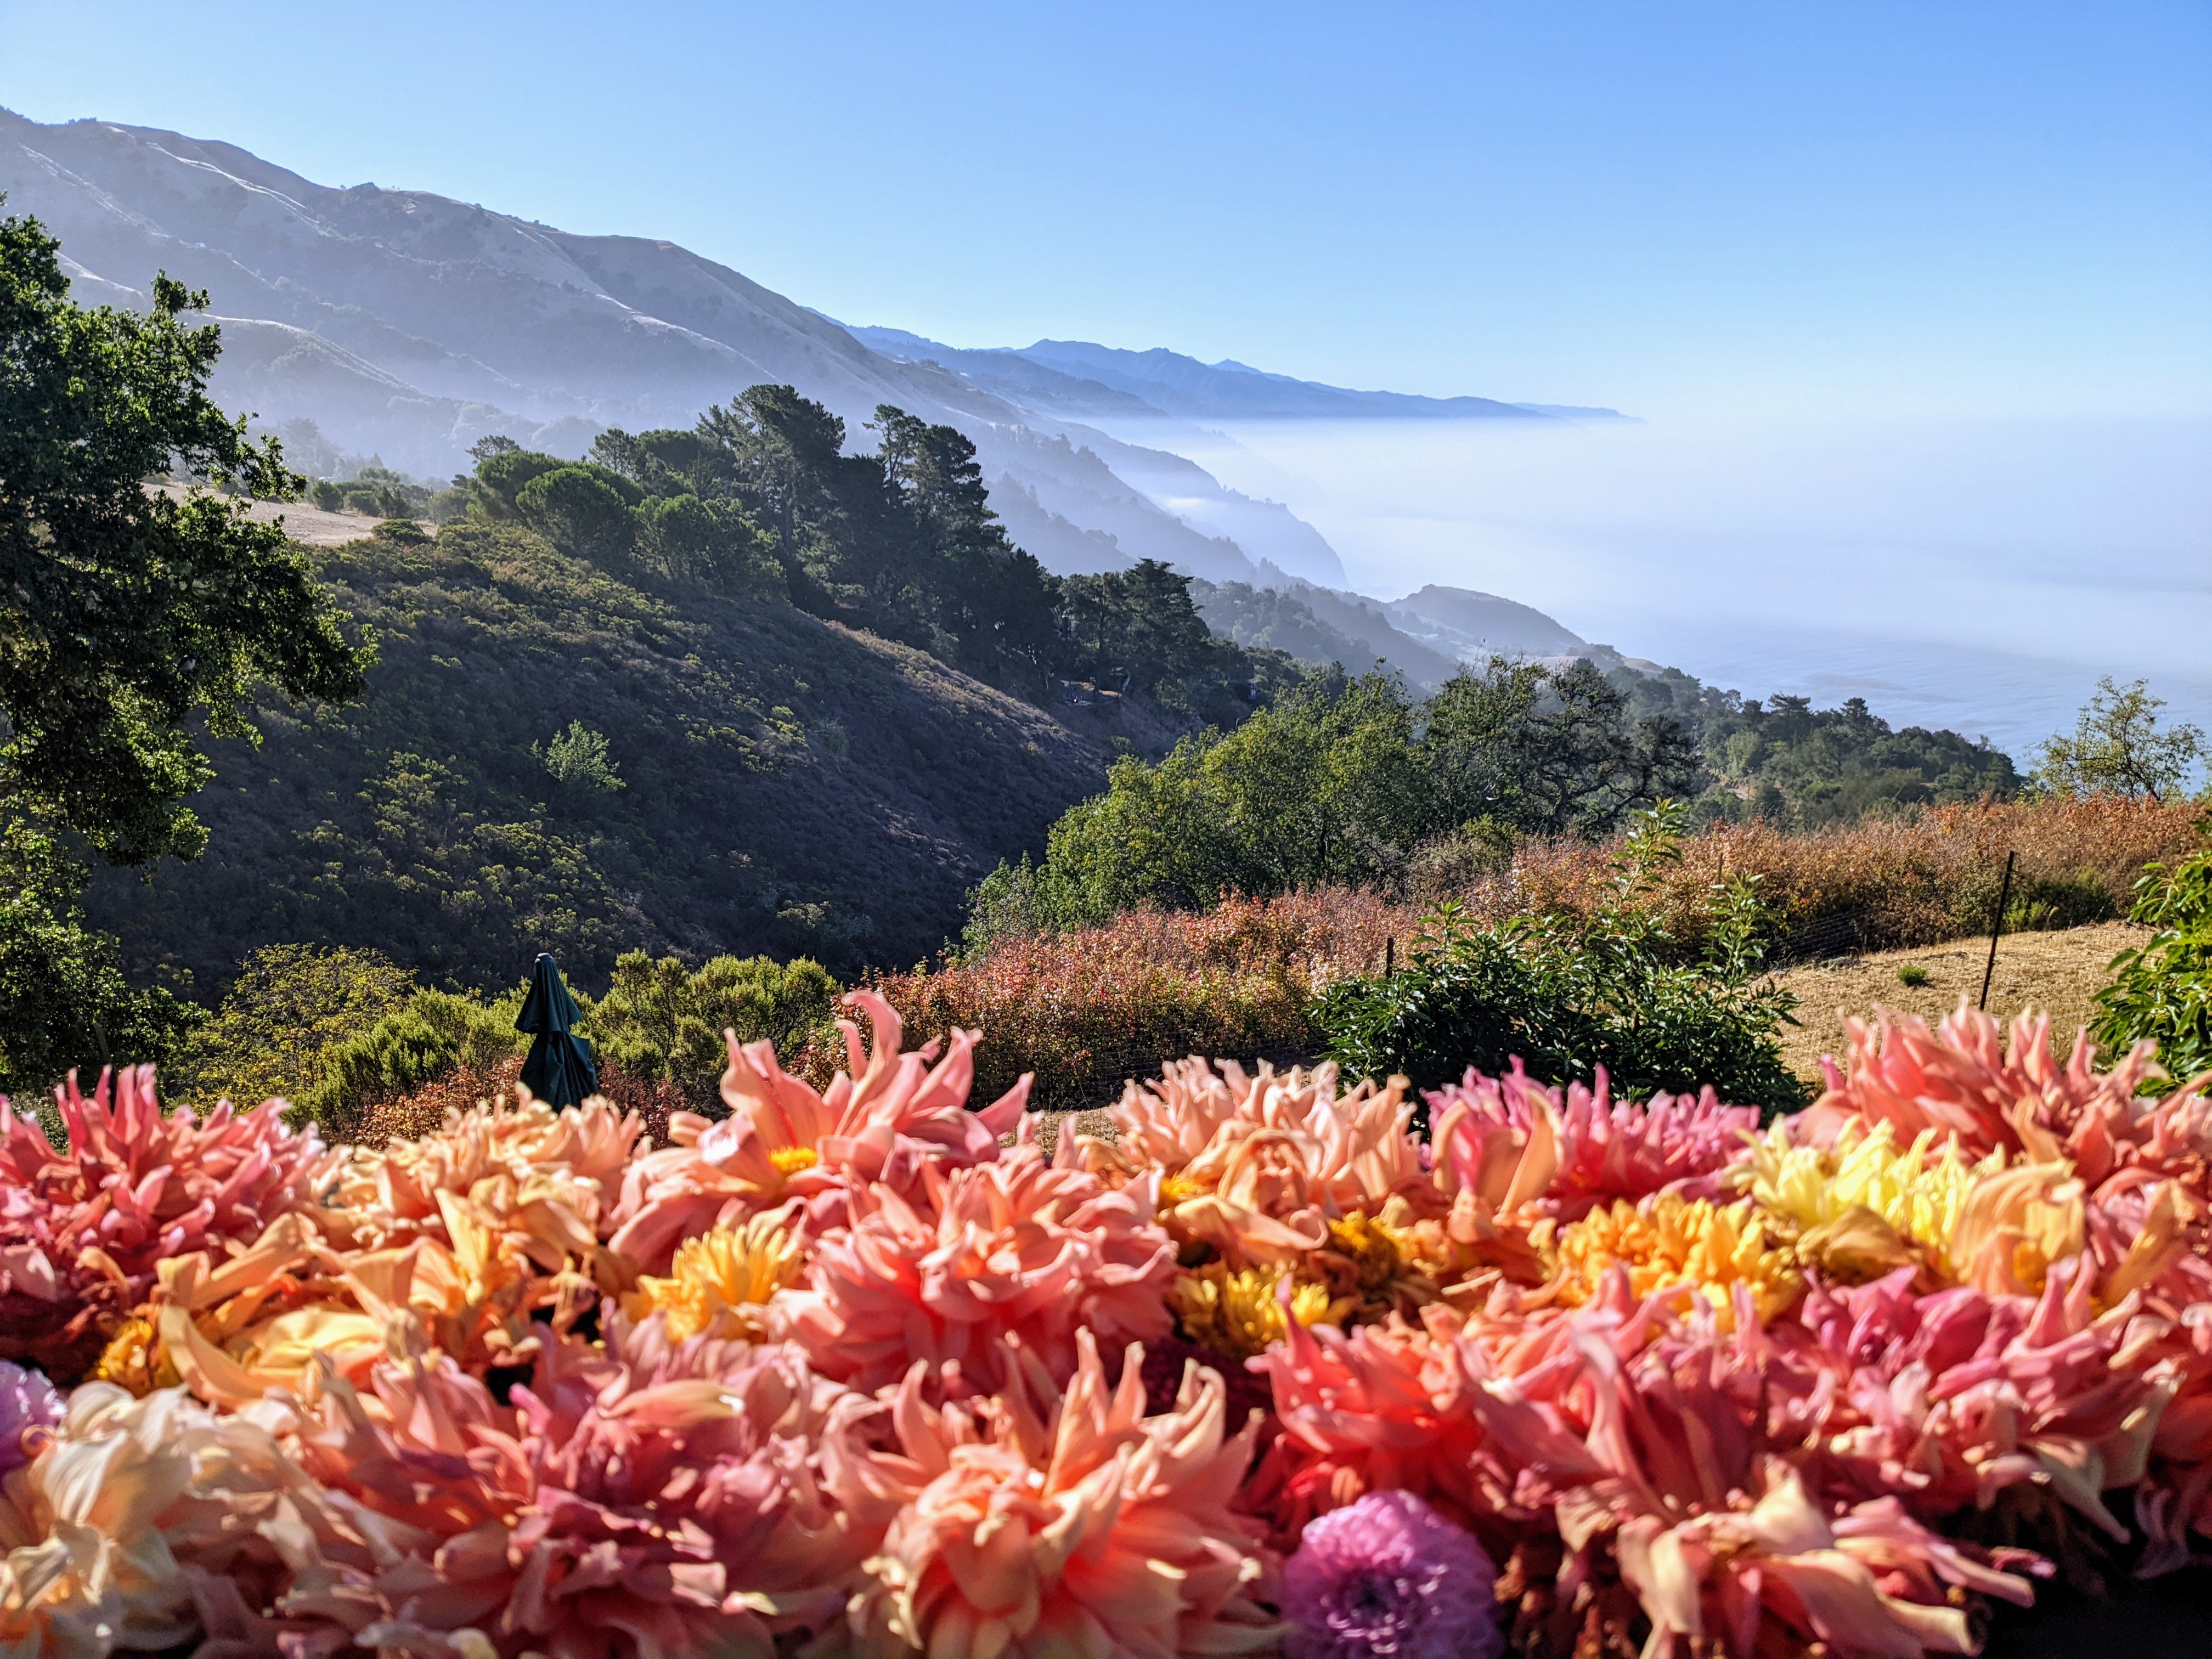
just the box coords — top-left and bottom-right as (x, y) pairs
(1104, 414), (2212, 762)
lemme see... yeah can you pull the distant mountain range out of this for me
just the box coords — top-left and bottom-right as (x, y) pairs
(0, 107), (1595, 681)
(844, 326), (1633, 426)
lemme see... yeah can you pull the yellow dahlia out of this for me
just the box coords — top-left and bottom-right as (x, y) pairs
(1743, 1120), (2085, 1294)
(618, 1210), (803, 1342)
(1173, 1260), (1346, 1361)
(1553, 1192), (1802, 1323)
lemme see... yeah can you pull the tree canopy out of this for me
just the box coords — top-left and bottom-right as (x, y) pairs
(0, 204), (372, 1092)
(2034, 677), (2206, 803)
(1, 208), (372, 867)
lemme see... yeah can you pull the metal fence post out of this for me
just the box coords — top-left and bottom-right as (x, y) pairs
(1978, 851), (2017, 1012)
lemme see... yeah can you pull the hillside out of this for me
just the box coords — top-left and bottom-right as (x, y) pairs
(1773, 923), (2147, 1090)
(0, 108), (1596, 692)
(0, 109), (1322, 593)
(83, 521), (1107, 993)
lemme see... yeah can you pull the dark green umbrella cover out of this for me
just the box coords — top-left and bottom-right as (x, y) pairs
(517, 952), (598, 1107)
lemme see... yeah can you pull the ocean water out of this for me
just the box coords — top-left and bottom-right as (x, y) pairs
(1109, 414), (2212, 766)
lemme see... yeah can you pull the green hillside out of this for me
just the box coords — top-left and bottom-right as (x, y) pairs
(86, 520), (1106, 993)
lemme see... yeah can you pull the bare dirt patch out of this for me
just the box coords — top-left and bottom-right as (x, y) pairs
(1773, 921), (2147, 1088)
(151, 482), (383, 547)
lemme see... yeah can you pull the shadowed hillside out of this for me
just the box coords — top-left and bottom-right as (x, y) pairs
(85, 521), (1107, 992)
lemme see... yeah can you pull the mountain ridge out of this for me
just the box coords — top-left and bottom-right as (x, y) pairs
(1, 108), (1590, 689)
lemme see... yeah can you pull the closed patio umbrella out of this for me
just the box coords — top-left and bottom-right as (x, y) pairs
(517, 952), (599, 1107)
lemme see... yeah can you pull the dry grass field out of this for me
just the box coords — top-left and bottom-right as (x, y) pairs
(1773, 921), (2146, 1089)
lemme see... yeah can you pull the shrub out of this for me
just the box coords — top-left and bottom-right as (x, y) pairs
(1466, 795), (2197, 958)
(1314, 804), (1805, 1119)
(583, 950), (842, 1111)
(2002, 869), (2118, 932)
(1897, 964), (1931, 988)
(354, 1054), (526, 1146)
(534, 721), (625, 795)
(302, 986), (523, 1138)
(2094, 823), (2212, 1090)
(180, 943), (417, 1113)
(877, 889), (1406, 1113)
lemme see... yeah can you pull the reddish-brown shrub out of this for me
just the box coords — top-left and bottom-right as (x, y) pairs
(874, 890), (1418, 1111)
(879, 797), (2199, 1111)
(1444, 795), (2200, 955)
(353, 1056), (528, 1147)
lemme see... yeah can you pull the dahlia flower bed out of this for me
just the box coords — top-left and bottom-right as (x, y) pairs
(1, 994), (2208, 1658)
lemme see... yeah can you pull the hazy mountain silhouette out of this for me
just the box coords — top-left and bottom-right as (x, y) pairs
(847, 326), (1632, 425)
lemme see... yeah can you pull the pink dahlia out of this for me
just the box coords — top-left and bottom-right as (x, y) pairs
(1427, 1059), (1759, 1224)
(1246, 1305), (1486, 1545)
(1282, 1488), (1503, 1659)
(1794, 1259), (2175, 1540)
(256, 1318), (879, 1658)
(609, 990), (1028, 1273)
(0, 1064), (336, 1379)
(0, 1361), (61, 1477)
(334, 1091), (643, 1250)
(1082, 1058), (1438, 1270)
(843, 1328), (1281, 1659)
(1799, 1005), (2181, 1168)
(778, 1142), (1176, 1396)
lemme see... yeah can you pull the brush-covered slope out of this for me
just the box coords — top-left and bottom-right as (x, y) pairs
(84, 522), (1105, 992)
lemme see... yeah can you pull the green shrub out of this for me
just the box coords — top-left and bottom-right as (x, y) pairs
(534, 721), (625, 795)
(2094, 828), (2212, 1090)
(2002, 869), (2118, 933)
(1897, 963), (1931, 988)
(182, 943), (417, 1112)
(584, 950), (841, 1111)
(303, 986), (523, 1138)
(1315, 803), (1805, 1120)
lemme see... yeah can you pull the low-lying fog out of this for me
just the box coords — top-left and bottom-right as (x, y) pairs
(1110, 414), (2212, 764)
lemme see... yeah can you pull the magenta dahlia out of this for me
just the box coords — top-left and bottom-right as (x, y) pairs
(0, 1360), (62, 1475)
(1280, 1488), (1503, 1659)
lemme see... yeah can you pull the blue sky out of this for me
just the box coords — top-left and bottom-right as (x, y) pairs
(3, 1), (2207, 418)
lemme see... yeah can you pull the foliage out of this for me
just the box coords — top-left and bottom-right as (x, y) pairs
(178, 943), (417, 1113)
(307, 465), (437, 520)
(1058, 560), (1307, 722)
(0, 206), (369, 1094)
(1314, 804), (1805, 1116)
(1423, 657), (1700, 837)
(0, 206), (373, 869)
(1452, 793), (2200, 959)
(1897, 964), (1931, 988)
(2095, 823), (2212, 1089)
(515, 464), (640, 560)
(2033, 676), (2207, 803)
(966, 658), (1702, 946)
(301, 983), (524, 1137)
(877, 890), (1402, 1111)
(533, 719), (625, 794)
(1608, 670), (2023, 828)
(0, 823), (202, 1099)
(584, 950), (842, 1109)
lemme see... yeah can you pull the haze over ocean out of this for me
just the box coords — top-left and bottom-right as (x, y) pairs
(1110, 414), (2212, 761)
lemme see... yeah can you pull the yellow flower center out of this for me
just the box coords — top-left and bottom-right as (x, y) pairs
(770, 1145), (821, 1176)
(1325, 1212), (1411, 1295)
(1741, 1121), (2083, 1292)
(1159, 1171), (1209, 1206)
(620, 1216), (803, 1342)
(1171, 1261), (1343, 1360)
(92, 1318), (180, 1398)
